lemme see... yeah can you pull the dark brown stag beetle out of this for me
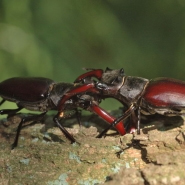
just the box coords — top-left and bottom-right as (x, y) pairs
(74, 67), (185, 137)
(0, 77), (125, 149)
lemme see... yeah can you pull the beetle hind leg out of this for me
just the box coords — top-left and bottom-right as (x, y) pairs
(11, 112), (47, 149)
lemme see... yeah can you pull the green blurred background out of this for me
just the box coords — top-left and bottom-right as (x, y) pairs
(0, 0), (185, 110)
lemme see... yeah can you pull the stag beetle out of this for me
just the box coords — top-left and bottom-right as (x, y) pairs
(0, 77), (125, 148)
(74, 67), (185, 137)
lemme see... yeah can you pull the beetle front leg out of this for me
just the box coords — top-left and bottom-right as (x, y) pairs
(127, 108), (141, 134)
(97, 104), (136, 138)
(53, 112), (76, 143)
(137, 107), (141, 134)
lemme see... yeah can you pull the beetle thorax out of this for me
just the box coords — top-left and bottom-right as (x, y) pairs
(118, 76), (149, 105)
(49, 83), (74, 108)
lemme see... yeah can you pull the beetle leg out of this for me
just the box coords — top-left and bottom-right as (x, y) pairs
(127, 107), (141, 134)
(74, 69), (103, 83)
(0, 107), (23, 118)
(75, 108), (82, 128)
(0, 99), (6, 106)
(137, 107), (141, 134)
(12, 111), (47, 149)
(124, 111), (137, 134)
(97, 104), (136, 138)
(53, 112), (76, 143)
(87, 104), (126, 136)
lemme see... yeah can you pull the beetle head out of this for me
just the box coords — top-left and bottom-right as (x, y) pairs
(101, 68), (125, 85)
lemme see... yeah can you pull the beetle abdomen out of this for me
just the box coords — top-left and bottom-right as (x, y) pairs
(0, 77), (55, 103)
(143, 78), (185, 108)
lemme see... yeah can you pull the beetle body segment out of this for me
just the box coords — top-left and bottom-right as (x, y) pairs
(0, 77), (79, 112)
(118, 76), (149, 105)
(143, 78), (185, 108)
(101, 68), (124, 84)
(0, 77), (54, 103)
(96, 76), (149, 106)
(49, 83), (75, 108)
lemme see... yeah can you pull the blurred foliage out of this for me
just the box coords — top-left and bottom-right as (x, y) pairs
(0, 0), (185, 110)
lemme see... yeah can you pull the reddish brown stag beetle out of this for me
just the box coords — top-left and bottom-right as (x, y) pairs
(74, 67), (185, 137)
(0, 77), (125, 148)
